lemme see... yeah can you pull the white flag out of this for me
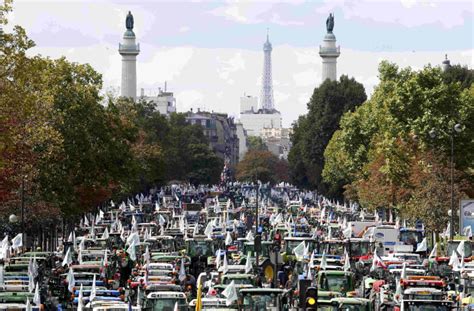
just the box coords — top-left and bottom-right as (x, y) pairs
(215, 249), (221, 270)
(204, 222), (213, 238)
(179, 258), (186, 282)
(26, 298), (32, 311)
(222, 280), (238, 306)
(28, 273), (34, 293)
(429, 243), (438, 261)
(11, 233), (22, 250)
(67, 268), (75, 293)
(293, 241), (305, 261)
(416, 238), (427, 252)
(223, 252), (229, 274)
(343, 251), (350, 272)
(78, 284), (84, 311)
(225, 232), (233, 246)
(245, 231), (254, 242)
(90, 274), (96, 302)
(245, 252), (252, 274)
(33, 281), (40, 305)
(127, 240), (137, 261)
(102, 227), (109, 240)
(457, 240), (466, 258)
(343, 226), (352, 239)
(62, 247), (72, 267)
(143, 246), (150, 266)
(320, 251), (328, 270)
(173, 301), (179, 311)
(449, 250), (460, 271)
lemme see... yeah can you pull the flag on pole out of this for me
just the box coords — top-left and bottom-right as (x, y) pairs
(222, 280), (238, 306)
(67, 268), (75, 293)
(457, 240), (466, 258)
(127, 241), (137, 261)
(245, 252), (252, 274)
(11, 233), (22, 250)
(26, 298), (32, 311)
(343, 251), (350, 272)
(179, 258), (186, 282)
(33, 282), (40, 305)
(293, 241), (305, 261)
(225, 232), (232, 246)
(429, 243), (438, 261)
(320, 251), (328, 270)
(62, 247), (72, 267)
(215, 249), (221, 270)
(90, 274), (96, 302)
(77, 284), (84, 311)
(223, 252), (229, 274)
(416, 238), (427, 252)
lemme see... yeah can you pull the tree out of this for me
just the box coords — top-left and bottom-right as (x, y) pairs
(323, 61), (474, 224)
(288, 75), (366, 197)
(404, 149), (471, 233)
(247, 136), (268, 151)
(236, 150), (286, 184)
(443, 64), (473, 90)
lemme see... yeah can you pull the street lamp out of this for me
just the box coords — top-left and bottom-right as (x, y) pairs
(430, 123), (463, 240)
(9, 214), (18, 224)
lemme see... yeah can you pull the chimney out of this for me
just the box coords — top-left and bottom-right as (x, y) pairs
(140, 88), (144, 97)
(164, 81), (167, 92)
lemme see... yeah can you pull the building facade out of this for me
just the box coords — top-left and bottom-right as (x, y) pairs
(239, 111), (282, 137)
(140, 87), (177, 116)
(185, 110), (240, 167)
(261, 127), (292, 159)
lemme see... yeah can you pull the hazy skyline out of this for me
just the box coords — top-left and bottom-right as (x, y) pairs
(6, 0), (473, 126)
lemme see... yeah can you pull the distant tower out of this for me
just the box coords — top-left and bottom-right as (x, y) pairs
(319, 13), (340, 82)
(442, 54), (451, 72)
(119, 11), (140, 100)
(260, 29), (275, 111)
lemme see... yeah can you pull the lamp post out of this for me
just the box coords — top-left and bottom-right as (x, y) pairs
(429, 123), (463, 240)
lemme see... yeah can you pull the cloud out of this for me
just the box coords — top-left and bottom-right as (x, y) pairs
(209, 2), (303, 25)
(176, 90), (204, 111)
(217, 52), (246, 84)
(137, 46), (195, 86)
(316, 0), (472, 29)
(7, 1), (156, 44)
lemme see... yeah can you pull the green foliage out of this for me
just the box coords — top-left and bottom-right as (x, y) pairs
(0, 10), (223, 221)
(443, 64), (473, 90)
(288, 75), (367, 198)
(247, 136), (268, 151)
(323, 61), (474, 221)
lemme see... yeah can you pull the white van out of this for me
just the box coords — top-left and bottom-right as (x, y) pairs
(349, 221), (377, 237)
(362, 225), (399, 254)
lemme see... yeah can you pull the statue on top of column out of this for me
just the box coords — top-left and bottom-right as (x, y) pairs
(326, 13), (334, 33)
(126, 11), (134, 30)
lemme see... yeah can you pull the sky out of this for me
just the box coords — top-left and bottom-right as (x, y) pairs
(5, 0), (473, 127)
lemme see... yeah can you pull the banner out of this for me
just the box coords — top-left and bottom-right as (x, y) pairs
(460, 199), (474, 236)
